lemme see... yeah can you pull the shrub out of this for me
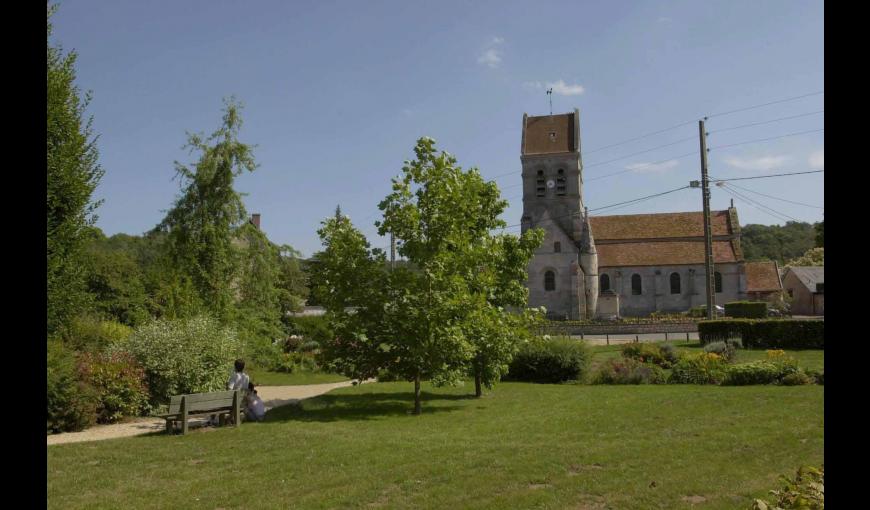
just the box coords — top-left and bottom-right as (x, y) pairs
(659, 343), (680, 366)
(592, 357), (666, 385)
(806, 369), (824, 385)
(505, 336), (591, 383)
(724, 301), (767, 318)
(77, 351), (150, 423)
(61, 315), (134, 352)
(703, 338), (740, 362)
(272, 352), (320, 373)
(723, 361), (782, 386)
(121, 316), (243, 405)
(621, 342), (677, 368)
(751, 465), (823, 510)
(47, 341), (97, 433)
(283, 315), (334, 346)
(781, 371), (813, 386)
(283, 335), (304, 352)
(300, 340), (321, 353)
(668, 352), (728, 384)
(699, 319), (824, 350)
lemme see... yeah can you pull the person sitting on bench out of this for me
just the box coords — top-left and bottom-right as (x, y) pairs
(245, 382), (266, 422)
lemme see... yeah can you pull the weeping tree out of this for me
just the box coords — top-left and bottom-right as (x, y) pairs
(47, 4), (104, 335)
(157, 97), (257, 321)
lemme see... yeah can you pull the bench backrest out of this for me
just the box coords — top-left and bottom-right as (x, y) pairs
(168, 390), (238, 414)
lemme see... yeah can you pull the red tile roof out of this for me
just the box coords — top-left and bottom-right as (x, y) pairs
(523, 113), (576, 154)
(589, 211), (732, 241)
(596, 240), (739, 267)
(745, 261), (783, 292)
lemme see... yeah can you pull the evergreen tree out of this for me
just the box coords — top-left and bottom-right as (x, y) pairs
(47, 5), (104, 335)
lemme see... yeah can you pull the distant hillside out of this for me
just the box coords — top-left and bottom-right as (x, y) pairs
(740, 221), (817, 264)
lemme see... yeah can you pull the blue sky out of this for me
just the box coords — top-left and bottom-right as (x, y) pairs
(51, 0), (824, 257)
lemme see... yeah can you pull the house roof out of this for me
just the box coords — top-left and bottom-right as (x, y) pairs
(785, 266), (824, 292)
(745, 260), (782, 292)
(523, 112), (576, 154)
(589, 210), (733, 241)
(596, 240), (739, 267)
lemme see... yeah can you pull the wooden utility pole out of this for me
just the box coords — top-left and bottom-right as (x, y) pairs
(698, 119), (715, 320)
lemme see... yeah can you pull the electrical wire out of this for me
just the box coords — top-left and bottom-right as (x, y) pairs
(710, 169), (823, 182)
(708, 128), (824, 151)
(719, 183), (801, 222)
(724, 182), (823, 209)
(709, 110), (824, 134)
(706, 91), (824, 119)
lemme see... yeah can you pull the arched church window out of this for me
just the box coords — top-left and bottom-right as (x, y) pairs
(631, 274), (642, 295)
(554, 242), (561, 253)
(714, 272), (723, 293)
(556, 169), (566, 195)
(670, 272), (681, 294)
(536, 170), (545, 197)
(600, 273), (610, 293)
(544, 270), (556, 291)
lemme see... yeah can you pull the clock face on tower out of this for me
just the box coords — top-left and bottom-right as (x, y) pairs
(546, 180), (555, 189)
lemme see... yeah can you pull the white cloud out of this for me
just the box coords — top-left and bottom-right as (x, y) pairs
(524, 79), (585, 96)
(626, 159), (679, 173)
(808, 149), (824, 169)
(657, 16), (673, 23)
(478, 49), (502, 68)
(478, 37), (505, 68)
(724, 155), (789, 171)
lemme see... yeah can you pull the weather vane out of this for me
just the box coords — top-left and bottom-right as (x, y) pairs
(546, 88), (553, 115)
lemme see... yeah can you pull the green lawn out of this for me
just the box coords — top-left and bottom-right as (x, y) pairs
(247, 369), (349, 386)
(48, 381), (823, 509)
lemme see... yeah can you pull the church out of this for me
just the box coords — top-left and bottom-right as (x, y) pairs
(519, 110), (783, 319)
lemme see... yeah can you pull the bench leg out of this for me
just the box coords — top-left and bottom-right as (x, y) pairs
(165, 419), (173, 434)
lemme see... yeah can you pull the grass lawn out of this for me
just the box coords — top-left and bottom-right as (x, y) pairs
(48, 381), (823, 509)
(247, 369), (349, 386)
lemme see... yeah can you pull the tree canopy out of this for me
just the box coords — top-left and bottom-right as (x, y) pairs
(47, 5), (104, 335)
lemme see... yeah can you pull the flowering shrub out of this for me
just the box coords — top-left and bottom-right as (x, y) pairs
(77, 351), (150, 423)
(668, 352), (728, 384)
(703, 338), (741, 362)
(120, 316), (243, 404)
(781, 371), (814, 386)
(621, 343), (679, 368)
(723, 361), (782, 386)
(592, 357), (666, 385)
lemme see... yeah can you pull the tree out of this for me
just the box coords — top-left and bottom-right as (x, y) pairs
(83, 230), (150, 327)
(157, 98), (257, 321)
(815, 220), (824, 248)
(377, 137), (543, 410)
(740, 222), (816, 263)
(786, 247), (824, 267)
(47, 5), (104, 334)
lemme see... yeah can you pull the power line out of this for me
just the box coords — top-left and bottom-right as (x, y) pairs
(706, 91), (824, 119)
(724, 182), (824, 210)
(710, 169), (824, 182)
(498, 185), (691, 230)
(585, 151), (698, 182)
(719, 183), (800, 223)
(709, 110), (824, 134)
(483, 90), (824, 183)
(708, 128), (824, 151)
(584, 135), (697, 169)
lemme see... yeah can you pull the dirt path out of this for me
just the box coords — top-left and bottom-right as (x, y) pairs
(47, 380), (361, 446)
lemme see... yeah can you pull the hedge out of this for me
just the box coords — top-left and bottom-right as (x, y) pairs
(504, 337), (592, 384)
(724, 301), (767, 318)
(698, 319), (823, 349)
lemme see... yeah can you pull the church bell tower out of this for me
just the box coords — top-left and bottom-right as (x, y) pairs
(520, 109), (598, 319)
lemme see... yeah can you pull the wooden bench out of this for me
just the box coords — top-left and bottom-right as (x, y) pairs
(159, 390), (241, 435)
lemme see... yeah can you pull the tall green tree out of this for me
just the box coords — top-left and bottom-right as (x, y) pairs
(47, 5), (104, 335)
(157, 98), (257, 321)
(740, 222), (816, 263)
(815, 220), (824, 248)
(376, 137), (543, 410)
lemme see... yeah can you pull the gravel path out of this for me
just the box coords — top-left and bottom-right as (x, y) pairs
(47, 380), (361, 446)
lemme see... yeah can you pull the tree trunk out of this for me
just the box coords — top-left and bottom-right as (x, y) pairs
(413, 372), (422, 415)
(474, 369), (482, 398)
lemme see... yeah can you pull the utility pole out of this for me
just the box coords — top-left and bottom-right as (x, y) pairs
(698, 118), (715, 320)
